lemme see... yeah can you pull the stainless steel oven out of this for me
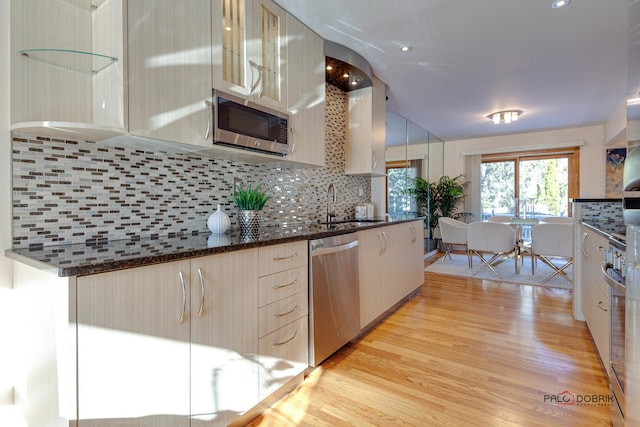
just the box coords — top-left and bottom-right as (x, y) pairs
(602, 238), (626, 426)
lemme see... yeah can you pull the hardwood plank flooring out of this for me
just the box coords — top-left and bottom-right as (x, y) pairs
(248, 255), (610, 426)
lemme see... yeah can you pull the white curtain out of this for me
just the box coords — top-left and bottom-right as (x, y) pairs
(464, 154), (481, 223)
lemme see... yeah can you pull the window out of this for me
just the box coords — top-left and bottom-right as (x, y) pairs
(480, 148), (579, 220)
(386, 160), (420, 214)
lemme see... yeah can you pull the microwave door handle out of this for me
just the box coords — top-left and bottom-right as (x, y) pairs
(204, 99), (213, 140)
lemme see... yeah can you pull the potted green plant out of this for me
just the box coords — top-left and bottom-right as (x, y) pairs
(232, 183), (271, 238)
(406, 175), (468, 249)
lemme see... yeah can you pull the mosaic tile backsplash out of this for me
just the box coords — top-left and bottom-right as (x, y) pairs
(12, 84), (372, 248)
(576, 200), (623, 223)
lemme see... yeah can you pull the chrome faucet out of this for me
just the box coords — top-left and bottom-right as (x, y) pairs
(327, 183), (337, 224)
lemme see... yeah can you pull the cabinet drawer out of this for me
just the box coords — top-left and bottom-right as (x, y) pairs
(259, 291), (308, 338)
(259, 241), (308, 277)
(259, 316), (309, 399)
(259, 265), (308, 307)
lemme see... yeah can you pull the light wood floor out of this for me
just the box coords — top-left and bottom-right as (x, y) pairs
(248, 255), (610, 426)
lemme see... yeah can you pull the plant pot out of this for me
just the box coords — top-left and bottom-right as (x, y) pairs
(237, 210), (262, 239)
(424, 237), (439, 253)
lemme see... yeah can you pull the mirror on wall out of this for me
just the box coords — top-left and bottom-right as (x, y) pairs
(385, 109), (444, 251)
(628, 0), (640, 145)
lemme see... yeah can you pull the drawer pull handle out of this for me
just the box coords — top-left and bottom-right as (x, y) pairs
(597, 301), (608, 312)
(273, 253), (298, 261)
(273, 278), (298, 289)
(273, 330), (298, 346)
(274, 305), (298, 318)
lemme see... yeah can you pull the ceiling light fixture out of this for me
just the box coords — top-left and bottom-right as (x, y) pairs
(551, 0), (570, 9)
(487, 110), (522, 124)
(326, 65), (333, 71)
(627, 97), (640, 106)
(342, 72), (349, 78)
(400, 46), (412, 52)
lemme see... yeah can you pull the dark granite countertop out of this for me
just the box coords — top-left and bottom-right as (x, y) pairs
(5, 215), (424, 277)
(580, 219), (627, 246)
(571, 198), (622, 203)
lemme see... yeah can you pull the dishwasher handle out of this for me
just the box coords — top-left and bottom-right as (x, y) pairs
(311, 240), (358, 257)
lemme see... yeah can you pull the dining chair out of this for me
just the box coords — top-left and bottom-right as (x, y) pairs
(467, 221), (517, 278)
(438, 217), (468, 264)
(530, 223), (574, 284)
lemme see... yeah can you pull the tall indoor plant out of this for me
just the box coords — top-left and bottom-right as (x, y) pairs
(406, 175), (468, 240)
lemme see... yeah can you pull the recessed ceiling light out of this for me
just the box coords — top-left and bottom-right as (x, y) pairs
(400, 46), (412, 53)
(326, 65), (333, 71)
(224, 26), (232, 31)
(551, 0), (570, 9)
(342, 72), (349, 78)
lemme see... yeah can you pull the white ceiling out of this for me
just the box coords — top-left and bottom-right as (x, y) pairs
(276, 0), (632, 143)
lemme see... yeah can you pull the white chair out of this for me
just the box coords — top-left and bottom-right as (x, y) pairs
(438, 217), (467, 263)
(531, 223), (574, 284)
(467, 222), (518, 278)
(540, 216), (572, 224)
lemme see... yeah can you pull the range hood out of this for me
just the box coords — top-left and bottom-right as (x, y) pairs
(325, 41), (372, 92)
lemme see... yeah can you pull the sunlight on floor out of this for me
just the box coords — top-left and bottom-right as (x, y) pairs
(253, 366), (324, 426)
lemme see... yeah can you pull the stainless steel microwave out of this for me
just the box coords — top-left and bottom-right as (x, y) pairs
(211, 89), (289, 156)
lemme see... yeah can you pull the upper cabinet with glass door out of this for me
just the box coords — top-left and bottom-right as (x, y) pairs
(10, 0), (127, 141)
(212, 0), (287, 113)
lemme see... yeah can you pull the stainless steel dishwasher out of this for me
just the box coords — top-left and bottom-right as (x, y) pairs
(309, 232), (360, 366)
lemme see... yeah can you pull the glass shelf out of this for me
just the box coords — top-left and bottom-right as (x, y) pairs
(18, 48), (118, 75)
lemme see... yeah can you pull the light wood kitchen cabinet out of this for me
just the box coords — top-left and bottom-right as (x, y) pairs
(580, 225), (610, 372)
(11, 0), (127, 141)
(285, 14), (326, 167)
(76, 260), (192, 426)
(257, 241), (309, 400)
(212, 0), (287, 113)
(358, 220), (424, 328)
(358, 226), (394, 327)
(127, 0), (213, 148)
(190, 249), (260, 426)
(76, 248), (261, 427)
(345, 75), (386, 176)
(398, 221), (425, 296)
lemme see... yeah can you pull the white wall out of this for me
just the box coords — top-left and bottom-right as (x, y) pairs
(443, 124), (623, 199)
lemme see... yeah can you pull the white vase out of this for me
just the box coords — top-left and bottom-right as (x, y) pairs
(207, 204), (230, 233)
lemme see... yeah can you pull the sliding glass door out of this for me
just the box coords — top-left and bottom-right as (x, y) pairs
(480, 148), (578, 220)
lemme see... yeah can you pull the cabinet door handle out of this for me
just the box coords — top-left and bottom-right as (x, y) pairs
(204, 99), (213, 140)
(249, 60), (263, 95)
(273, 277), (298, 289)
(410, 225), (417, 243)
(273, 253), (298, 261)
(372, 150), (377, 169)
(597, 301), (608, 312)
(581, 232), (588, 258)
(197, 268), (205, 317)
(378, 232), (384, 255)
(382, 231), (388, 253)
(273, 330), (298, 346)
(274, 305), (298, 318)
(178, 271), (187, 324)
